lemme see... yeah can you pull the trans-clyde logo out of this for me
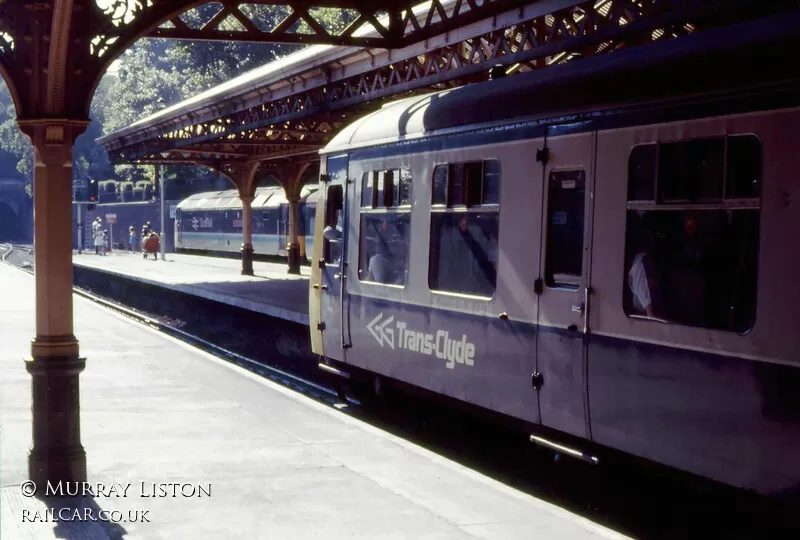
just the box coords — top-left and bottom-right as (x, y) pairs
(366, 313), (476, 369)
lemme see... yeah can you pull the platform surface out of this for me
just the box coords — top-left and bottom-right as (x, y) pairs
(72, 251), (310, 324)
(0, 263), (628, 540)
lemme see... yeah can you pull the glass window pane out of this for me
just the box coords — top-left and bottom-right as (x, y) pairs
(726, 135), (761, 199)
(358, 213), (410, 285)
(622, 209), (759, 332)
(398, 169), (412, 206)
(376, 171), (386, 208)
(659, 138), (724, 202)
(545, 170), (586, 288)
(483, 160), (501, 204)
(361, 172), (374, 207)
(323, 184), (343, 265)
(432, 165), (447, 205)
(628, 145), (656, 201)
(449, 164), (465, 206)
(382, 170), (395, 207)
(465, 162), (483, 206)
(429, 212), (499, 297)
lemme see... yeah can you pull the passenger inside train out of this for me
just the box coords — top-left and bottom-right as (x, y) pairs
(623, 136), (761, 332)
(362, 215), (408, 285)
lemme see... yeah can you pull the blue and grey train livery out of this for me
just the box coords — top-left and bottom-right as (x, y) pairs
(174, 186), (318, 258)
(309, 17), (800, 501)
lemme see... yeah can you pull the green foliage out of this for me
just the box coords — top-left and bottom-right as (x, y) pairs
(0, 80), (33, 197)
(0, 4), (355, 203)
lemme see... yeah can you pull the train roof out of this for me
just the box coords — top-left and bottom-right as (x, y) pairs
(322, 11), (800, 156)
(177, 185), (318, 212)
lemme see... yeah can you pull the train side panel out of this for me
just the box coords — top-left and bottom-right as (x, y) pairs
(338, 140), (543, 426)
(316, 106), (800, 497)
(175, 203), (315, 258)
(589, 109), (800, 496)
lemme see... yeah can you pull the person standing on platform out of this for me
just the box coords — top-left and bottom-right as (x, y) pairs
(92, 217), (105, 255)
(129, 225), (137, 253)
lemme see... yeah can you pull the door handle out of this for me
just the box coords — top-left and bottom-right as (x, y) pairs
(312, 283), (328, 290)
(571, 303), (584, 313)
(333, 273), (342, 279)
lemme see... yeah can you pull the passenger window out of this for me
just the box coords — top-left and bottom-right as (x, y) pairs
(398, 169), (412, 206)
(323, 184), (343, 265)
(623, 135), (761, 332)
(628, 145), (656, 201)
(432, 165), (448, 205)
(361, 173), (374, 207)
(726, 135), (761, 199)
(545, 169), (586, 289)
(358, 168), (411, 285)
(429, 160), (501, 297)
(658, 138), (724, 202)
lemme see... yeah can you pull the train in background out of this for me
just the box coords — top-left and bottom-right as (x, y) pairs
(174, 186), (318, 259)
(309, 15), (800, 500)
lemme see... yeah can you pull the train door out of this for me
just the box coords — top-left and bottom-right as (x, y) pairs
(315, 154), (351, 362)
(535, 126), (596, 440)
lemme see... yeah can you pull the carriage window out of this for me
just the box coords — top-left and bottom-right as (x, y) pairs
(432, 165), (448, 205)
(623, 135), (761, 333)
(628, 145), (656, 201)
(429, 160), (500, 297)
(323, 184), (343, 265)
(361, 173), (374, 207)
(658, 138), (724, 202)
(358, 168), (411, 285)
(545, 170), (586, 289)
(726, 135), (762, 198)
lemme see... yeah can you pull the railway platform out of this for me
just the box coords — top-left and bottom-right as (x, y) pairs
(0, 262), (627, 539)
(71, 251), (309, 325)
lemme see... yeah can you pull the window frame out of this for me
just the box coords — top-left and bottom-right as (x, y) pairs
(428, 159), (501, 299)
(323, 183), (344, 266)
(357, 168), (413, 287)
(622, 134), (762, 334)
(544, 168), (587, 291)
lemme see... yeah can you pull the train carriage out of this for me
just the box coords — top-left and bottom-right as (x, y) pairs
(174, 185), (318, 259)
(309, 15), (800, 499)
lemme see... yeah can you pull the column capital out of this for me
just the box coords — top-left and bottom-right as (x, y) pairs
(17, 119), (89, 167)
(16, 118), (89, 144)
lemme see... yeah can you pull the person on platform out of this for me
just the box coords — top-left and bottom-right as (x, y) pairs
(129, 225), (137, 253)
(92, 217), (104, 255)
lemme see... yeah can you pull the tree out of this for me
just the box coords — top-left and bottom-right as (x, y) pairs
(0, 80), (33, 196)
(2, 5), (357, 202)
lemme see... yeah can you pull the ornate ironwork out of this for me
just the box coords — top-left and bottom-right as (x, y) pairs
(104, 0), (794, 162)
(3, 0), (561, 118)
(119, 116), (342, 165)
(145, 0), (546, 47)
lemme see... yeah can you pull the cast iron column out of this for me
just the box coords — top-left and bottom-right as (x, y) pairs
(286, 196), (301, 275)
(241, 194), (254, 276)
(20, 120), (88, 485)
